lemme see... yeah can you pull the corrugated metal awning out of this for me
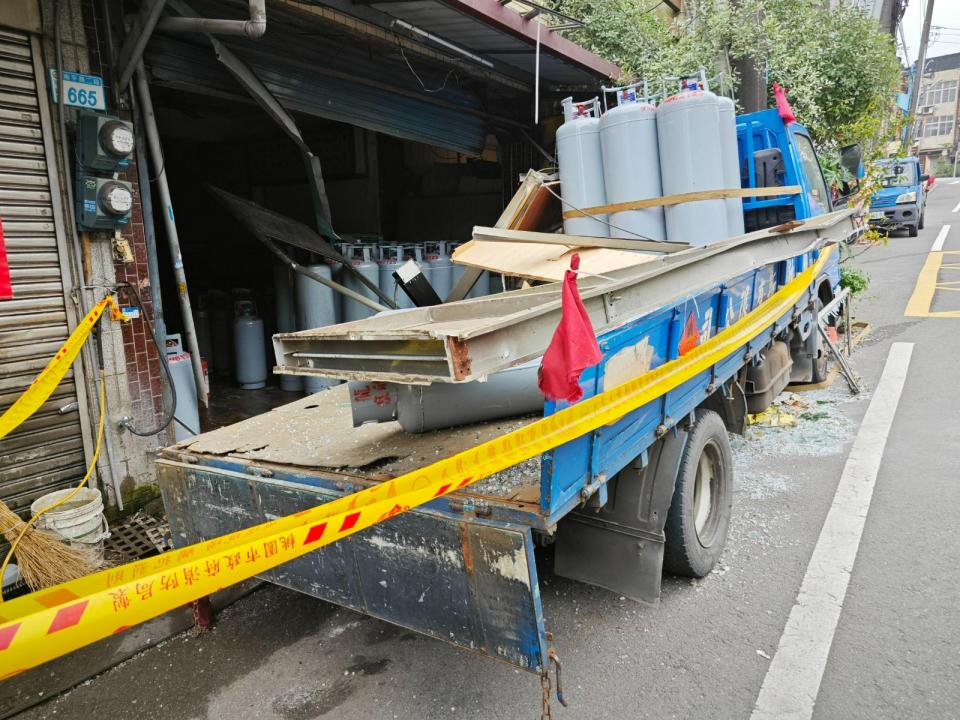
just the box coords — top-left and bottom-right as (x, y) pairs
(146, 29), (489, 156)
(360, 0), (618, 86)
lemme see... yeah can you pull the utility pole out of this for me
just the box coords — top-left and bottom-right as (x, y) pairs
(906, 0), (936, 148)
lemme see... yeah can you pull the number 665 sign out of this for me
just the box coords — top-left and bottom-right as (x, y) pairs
(48, 70), (106, 111)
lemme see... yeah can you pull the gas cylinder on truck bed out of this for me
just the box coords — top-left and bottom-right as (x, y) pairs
(599, 83), (666, 241)
(557, 97), (608, 238)
(657, 86), (727, 245)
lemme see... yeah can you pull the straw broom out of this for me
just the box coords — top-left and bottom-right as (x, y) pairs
(0, 373), (106, 597)
(0, 505), (93, 591)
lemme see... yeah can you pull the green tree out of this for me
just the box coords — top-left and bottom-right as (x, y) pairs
(552, 0), (902, 150)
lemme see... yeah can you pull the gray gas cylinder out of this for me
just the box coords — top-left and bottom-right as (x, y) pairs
(657, 88), (727, 245)
(233, 300), (267, 390)
(394, 361), (542, 433)
(273, 265), (302, 392)
(166, 333), (200, 442)
(296, 263), (338, 395)
(451, 255), (488, 299)
(342, 245), (380, 322)
(425, 241), (453, 300)
(599, 87), (666, 241)
(379, 244), (414, 309)
(717, 96), (745, 237)
(557, 97), (609, 238)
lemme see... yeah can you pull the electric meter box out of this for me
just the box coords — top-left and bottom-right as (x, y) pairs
(77, 175), (134, 230)
(77, 111), (134, 171)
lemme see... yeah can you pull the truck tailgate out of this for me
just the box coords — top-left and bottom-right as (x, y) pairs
(157, 458), (549, 672)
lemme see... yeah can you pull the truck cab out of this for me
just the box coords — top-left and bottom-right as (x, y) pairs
(734, 108), (845, 383)
(735, 108), (833, 230)
(867, 156), (927, 237)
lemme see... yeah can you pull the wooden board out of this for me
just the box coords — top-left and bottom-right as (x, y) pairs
(446, 170), (560, 301)
(452, 239), (656, 283)
(562, 185), (803, 219)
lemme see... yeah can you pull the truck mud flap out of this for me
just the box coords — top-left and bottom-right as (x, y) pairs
(157, 461), (548, 672)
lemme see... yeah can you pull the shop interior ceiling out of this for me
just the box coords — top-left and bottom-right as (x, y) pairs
(139, 0), (609, 156)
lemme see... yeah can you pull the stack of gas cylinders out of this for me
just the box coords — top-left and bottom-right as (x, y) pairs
(556, 74), (744, 247)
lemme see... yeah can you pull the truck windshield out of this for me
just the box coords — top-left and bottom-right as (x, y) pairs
(793, 132), (829, 215)
(880, 163), (917, 187)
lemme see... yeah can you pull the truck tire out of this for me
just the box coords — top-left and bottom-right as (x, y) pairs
(662, 410), (733, 578)
(908, 223), (919, 237)
(918, 211), (925, 230)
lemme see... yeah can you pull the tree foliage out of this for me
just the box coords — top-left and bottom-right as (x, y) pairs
(551, 0), (902, 149)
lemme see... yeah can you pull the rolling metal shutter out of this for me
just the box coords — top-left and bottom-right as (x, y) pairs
(0, 29), (88, 517)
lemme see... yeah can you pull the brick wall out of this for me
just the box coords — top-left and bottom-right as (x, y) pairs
(82, 0), (168, 438)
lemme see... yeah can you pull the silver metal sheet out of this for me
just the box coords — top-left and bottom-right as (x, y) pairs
(273, 211), (857, 383)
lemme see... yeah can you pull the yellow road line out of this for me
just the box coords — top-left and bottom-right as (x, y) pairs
(905, 251), (943, 316)
(903, 251), (960, 317)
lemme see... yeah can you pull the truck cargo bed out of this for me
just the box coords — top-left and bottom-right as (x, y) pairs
(173, 383), (544, 510)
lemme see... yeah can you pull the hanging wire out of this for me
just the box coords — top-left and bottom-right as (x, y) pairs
(113, 282), (180, 437)
(396, 40), (459, 94)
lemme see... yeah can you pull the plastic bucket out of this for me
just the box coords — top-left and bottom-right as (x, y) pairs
(31, 488), (105, 541)
(69, 517), (109, 568)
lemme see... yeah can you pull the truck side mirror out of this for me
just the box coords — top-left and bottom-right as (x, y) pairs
(839, 144), (863, 179)
(920, 174), (930, 182)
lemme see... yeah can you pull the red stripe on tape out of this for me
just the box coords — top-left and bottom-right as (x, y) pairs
(0, 623), (19, 651)
(455, 476), (474, 489)
(339, 512), (361, 532)
(432, 483), (451, 498)
(47, 601), (89, 634)
(303, 522), (327, 545)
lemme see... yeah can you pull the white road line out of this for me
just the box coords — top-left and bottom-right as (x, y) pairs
(931, 224), (951, 252)
(950, 179), (960, 185)
(953, 201), (960, 213)
(751, 342), (914, 720)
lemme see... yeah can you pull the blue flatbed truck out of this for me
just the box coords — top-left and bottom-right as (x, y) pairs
(155, 109), (858, 684)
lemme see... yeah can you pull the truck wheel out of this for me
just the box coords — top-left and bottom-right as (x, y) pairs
(908, 223), (919, 237)
(811, 298), (829, 384)
(662, 410), (733, 578)
(918, 212), (925, 230)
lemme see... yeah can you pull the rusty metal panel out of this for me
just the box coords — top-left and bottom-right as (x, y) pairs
(158, 460), (549, 672)
(0, 29), (86, 516)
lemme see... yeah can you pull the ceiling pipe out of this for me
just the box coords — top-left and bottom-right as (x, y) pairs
(157, 0), (266, 38)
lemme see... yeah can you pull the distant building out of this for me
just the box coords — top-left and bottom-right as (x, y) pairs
(913, 52), (960, 172)
(839, 0), (904, 35)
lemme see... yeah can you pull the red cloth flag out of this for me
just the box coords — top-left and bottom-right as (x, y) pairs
(772, 82), (796, 125)
(0, 218), (12, 300)
(537, 254), (602, 403)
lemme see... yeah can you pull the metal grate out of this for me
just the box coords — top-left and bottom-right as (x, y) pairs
(104, 514), (172, 561)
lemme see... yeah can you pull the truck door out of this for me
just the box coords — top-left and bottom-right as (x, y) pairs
(790, 129), (833, 215)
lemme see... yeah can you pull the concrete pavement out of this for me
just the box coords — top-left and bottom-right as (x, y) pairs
(11, 187), (960, 720)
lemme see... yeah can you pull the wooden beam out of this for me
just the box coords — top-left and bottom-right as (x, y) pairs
(562, 185), (803, 219)
(471, 226), (691, 253)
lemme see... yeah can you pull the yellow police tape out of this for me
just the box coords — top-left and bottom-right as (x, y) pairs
(0, 296), (126, 440)
(0, 247), (833, 679)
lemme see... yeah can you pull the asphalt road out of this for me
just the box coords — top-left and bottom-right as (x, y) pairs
(13, 186), (960, 720)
